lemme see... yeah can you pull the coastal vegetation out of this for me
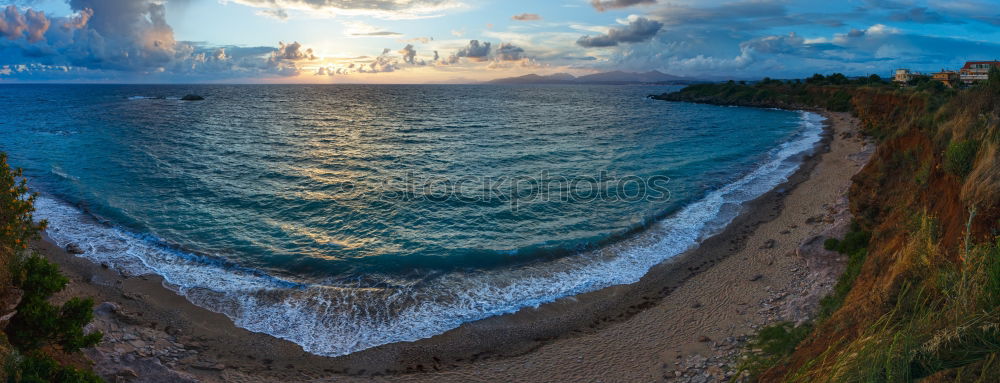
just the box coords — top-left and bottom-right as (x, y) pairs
(0, 153), (103, 382)
(655, 68), (1000, 381)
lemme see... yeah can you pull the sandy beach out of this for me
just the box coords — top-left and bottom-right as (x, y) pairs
(33, 110), (870, 383)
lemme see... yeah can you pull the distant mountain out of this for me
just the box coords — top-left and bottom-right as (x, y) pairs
(487, 70), (696, 85)
(486, 73), (577, 84)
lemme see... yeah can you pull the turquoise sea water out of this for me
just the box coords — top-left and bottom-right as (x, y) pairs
(0, 84), (823, 356)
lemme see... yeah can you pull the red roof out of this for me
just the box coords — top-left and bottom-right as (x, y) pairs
(962, 61), (1000, 69)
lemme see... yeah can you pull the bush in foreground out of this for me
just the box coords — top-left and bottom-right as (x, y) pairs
(0, 153), (103, 382)
(7, 255), (102, 353)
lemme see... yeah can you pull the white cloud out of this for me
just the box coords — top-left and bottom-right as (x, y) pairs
(225, 0), (464, 19)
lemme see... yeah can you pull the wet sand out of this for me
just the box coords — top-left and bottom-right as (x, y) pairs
(34, 111), (868, 382)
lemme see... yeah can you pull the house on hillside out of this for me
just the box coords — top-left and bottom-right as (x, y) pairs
(960, 61), (1000, 84)
(893, 69), (930, 86)
(894, 69), (915, 83)
(932, 70), (960, 88)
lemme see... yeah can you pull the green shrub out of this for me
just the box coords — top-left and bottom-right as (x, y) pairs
(818, 247), (867, 319)
(7, 351), (103, 383)
(826, 91), (853, 112)
(823, 223), (870, 255)
(824, 238), (840, 251)
(838, 229), (871, 255)
(738, 322), (814, 378)
(11, 255), (66, 303)
(817, 224), (870, 319)
(944, 140), (979, 178)
(7, 255), (102, 353)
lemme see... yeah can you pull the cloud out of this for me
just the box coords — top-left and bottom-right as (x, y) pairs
(512, 13), (541, 21)
(343, 21), (402, 37)
(649, 0), (791, 29)
(0, 1), (318, 80)
(577, 17), (662, 47)
(399, 43), (418, 64)
(486, 42), (535, 69)
(740, 32), (805, 55)
(352, 31), (402, 36)
(603, 17), (1000, 79)
(455, 39), (491, 60)
(270, 41), (315, 61)
(362, 50), (399, 72)
(316, 42), (433, 76)
(256, 9), (289, 20)
(590, 0), (655, 12)
(406, 36), (432, 43)
(926, 0), (1000, 26)
(227, 0), (462, 19)
(1, 5), (50, 43)
(60, 8), (92, 31)
(495, 42), (525, 61)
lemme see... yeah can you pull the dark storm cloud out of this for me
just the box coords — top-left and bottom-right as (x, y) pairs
(577, 17), (662, 47)
(590, 0), (656, 12)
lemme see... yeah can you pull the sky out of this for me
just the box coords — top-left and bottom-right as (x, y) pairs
(2, 0), (1000, 83)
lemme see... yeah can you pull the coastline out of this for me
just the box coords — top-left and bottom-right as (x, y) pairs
(31, 110), (871, 382)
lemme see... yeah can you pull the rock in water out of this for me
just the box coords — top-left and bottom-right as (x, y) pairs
(66, 243), (85, 254)
(180, 94), (204, 101)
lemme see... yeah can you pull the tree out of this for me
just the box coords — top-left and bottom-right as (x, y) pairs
(0, 153), (46, 287)
(806, 73), (826, 84)
(827, 73), (849, 85)
(7, 255), (102, 353)
(0, 153), (102, 382)
(987, 65), (1000, 93)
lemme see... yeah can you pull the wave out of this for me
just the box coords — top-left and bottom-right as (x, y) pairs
(33, 111), (825, 357)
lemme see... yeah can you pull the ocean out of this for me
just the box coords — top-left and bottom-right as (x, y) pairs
(0, 84), (823, 356)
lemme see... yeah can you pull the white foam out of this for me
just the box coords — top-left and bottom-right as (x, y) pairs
(34, 111), (825, 357)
